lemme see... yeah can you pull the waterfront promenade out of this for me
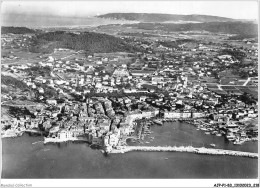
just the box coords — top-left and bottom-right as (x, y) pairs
(110, 146), (258, 158)
(43, 137), (88, 144)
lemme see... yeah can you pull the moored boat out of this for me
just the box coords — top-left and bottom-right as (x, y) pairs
(216, 133), (222, 137)
(153, 119), (163, 126)
(210, 143), (216, 147)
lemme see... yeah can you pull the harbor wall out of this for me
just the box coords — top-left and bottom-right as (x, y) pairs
(110, 146), (258, 158)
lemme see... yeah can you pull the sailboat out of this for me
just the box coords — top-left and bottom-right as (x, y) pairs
(210, 143), (216, 147)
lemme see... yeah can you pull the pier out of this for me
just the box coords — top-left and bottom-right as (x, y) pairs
(110, 146), (258, 158)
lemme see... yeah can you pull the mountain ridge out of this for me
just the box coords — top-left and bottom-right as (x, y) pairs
(2, 26), (36, 34)
(97, 13), (236, 22)
(124, 21), (258, 36)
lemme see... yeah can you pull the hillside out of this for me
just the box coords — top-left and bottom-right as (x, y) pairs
(29, 31), (136, 54)
(1, 26), (35, 34)
(1, 75), (28, 89)
(125, 21), (258, 36)
(97, 13), (235, 22)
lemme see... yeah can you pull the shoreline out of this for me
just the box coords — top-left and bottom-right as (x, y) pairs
(1, 129), (47, 139)
(43, 137), (89, 144)
(109, 146), (258, 158)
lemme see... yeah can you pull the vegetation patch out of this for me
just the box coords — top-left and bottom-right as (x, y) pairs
(29, 31), (138, 55)
(2, 26), (36, 34)
(1, 75), (29, 90)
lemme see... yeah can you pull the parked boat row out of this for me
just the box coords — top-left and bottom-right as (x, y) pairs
(135, 117), (257, 148)
(162, 119), (178, 122)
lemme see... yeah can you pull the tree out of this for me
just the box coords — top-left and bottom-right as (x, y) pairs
(240, 92), (256, 104)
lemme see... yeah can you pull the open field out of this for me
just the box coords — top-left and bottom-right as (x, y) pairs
(1, 49), (43, 65)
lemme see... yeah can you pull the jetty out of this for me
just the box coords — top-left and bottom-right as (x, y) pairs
(110, 146), (258, 158)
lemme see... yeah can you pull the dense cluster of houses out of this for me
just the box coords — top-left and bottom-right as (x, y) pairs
(1, 31), (258, 148)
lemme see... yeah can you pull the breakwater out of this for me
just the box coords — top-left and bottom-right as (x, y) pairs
(110, 146), (258, 158)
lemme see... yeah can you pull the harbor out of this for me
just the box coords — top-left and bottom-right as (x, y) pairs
(135, 117), (258, 147)
(2, 126), (258, 179)
(127, 120), (258, 153)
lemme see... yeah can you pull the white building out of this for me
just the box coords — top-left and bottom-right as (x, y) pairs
(164, 112), (192, 119)
(46, 99), (57, 106)
(113, 68), (130, 77)
(58, 130), (73, 139)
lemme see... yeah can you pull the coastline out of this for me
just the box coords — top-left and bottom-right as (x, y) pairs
(1, 129), (46, 138)
(2, 133), (258, 179)
(43, 136), (89, 144)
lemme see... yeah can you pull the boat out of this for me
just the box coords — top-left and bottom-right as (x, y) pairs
(211, 131), (218, 135)
(153, 119), (163, 126)
(145, 141), (150, 144)
(32, 141), (43, 145)
(216, 133), (222, 137)
(201, 127), (207, 131)
(226, 133), (235, 141)
(233, 141), (242, 145)
(17, 132), (24, 136)
(165, 158), (168, 160)
(210, 143), (216, 147)
(205, 132), (210, 135)
(233, 139), (245, 145)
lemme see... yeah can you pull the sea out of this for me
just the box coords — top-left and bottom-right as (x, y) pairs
(1, 122), (258, 179)
(1, 15), (137, 28)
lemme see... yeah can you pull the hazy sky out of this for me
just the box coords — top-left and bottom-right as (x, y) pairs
(1, 0), (259, 20)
